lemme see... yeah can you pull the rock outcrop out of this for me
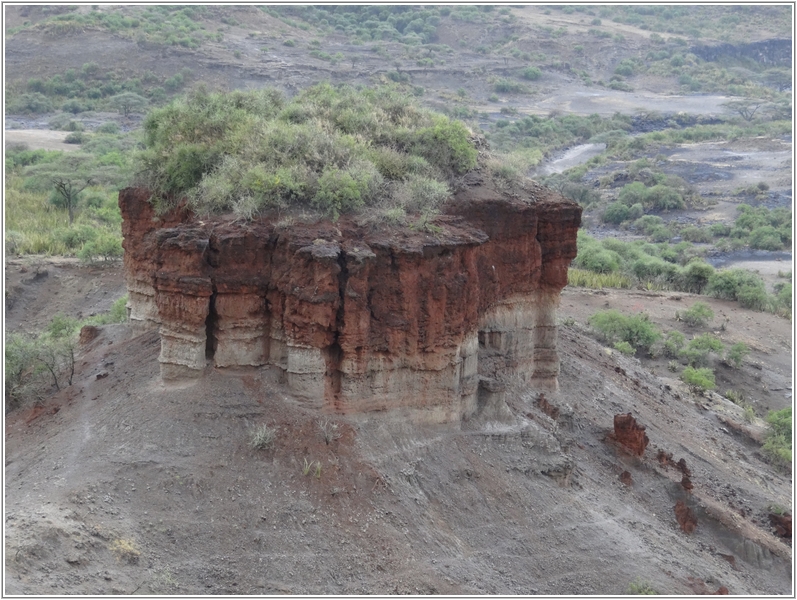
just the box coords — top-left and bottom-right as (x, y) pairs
(120, 180), (581, 422)
(611, 413), (650, 456)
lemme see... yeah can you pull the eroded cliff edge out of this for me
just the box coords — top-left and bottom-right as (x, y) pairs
(120, 179), (581, 422)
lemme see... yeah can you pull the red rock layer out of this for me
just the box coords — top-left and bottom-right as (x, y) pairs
(119, 180), (581, 421)
(612, 413), (650, 456)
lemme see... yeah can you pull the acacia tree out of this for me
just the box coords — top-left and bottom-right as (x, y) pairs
(51, 176), (93, 224)
(107, 92), (148, 117)
(23, 153), (122, 225)
(722, 99), (768, 122)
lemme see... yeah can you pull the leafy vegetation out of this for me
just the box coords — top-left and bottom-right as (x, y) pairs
(10, 5), (218, 49)
(725, 342), (749, 368)
(5, 297), (127, 410)
(589, 310), (661, 353)
(487, 112), (631, 160)
(627, 579), (659, 595)
(678, 333), (724, 367)
(5, 134), (134, 257)
(569, 5), (791, 44)
(572, 233), (791, 316)
(762, 407), (792, 470)
(136, 84), (477, 220)
(681, 366), (716, 393)
(679, 302), (713, 327)
(6, 62), (194, 114)
(264, 5), (450, 45)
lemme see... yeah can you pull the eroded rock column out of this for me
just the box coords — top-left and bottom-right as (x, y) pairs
(156, 275), (212, 380)
(213, 293), (268, 368)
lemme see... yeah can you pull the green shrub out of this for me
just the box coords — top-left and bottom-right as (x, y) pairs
(680, 301), (713, 327)
(77, 231), (123, 262)
(678, 260), (714, 294)
(62, 98), (89, 114)
(725, 342), (749, 368)
(47, 313), (81, 339)
(709, 222), (731, 237)
(567, 269), (632, 289)
(603, 202), (630, 224)
(737, 283), (768, 311)
(493, 79), (526, 94)
(680, 225), (711, 243)
(589, 310), (661, 352)
(137, 84), (476, 219)
(679, 333), (723, 367)
(619, 181), (647, 206)
(627, 580), (658, 595)
(613, 341), (635, 355)
(7, 92), (54, 114)
(775, 282), (792, 310)
(64, 131), (87, 144)
(96, 121), (120, 134)
(614, 60), (635, 77)
(312, 165), (375, 220)
(521, 66), (542, 80)
(634, 214), (664, 235)
(706, 268), (765, 301)
(681, 366), (716, 392)
(627, 203), (644, 220)
(57, 224), (98, 249)
(645, 184), (684, 210)
(575, 246), (621, 274)
(749, 225), (785, 250)
(762, 407), (791, 469)
(663, 330), (686, 357)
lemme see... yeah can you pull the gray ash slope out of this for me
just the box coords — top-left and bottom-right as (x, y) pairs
(4, 317), (791, 595)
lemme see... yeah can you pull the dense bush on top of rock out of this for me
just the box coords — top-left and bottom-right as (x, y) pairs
(135, 83), (478, 220)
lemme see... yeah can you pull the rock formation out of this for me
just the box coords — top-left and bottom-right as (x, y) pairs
(120, 179), (581, 422)
(611, 413), (650, 456)
(674, 500), (698, 534)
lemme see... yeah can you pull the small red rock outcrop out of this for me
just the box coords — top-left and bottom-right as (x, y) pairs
(120, 180), (581, 422)
(675, 500), (698, 533)
(611, 413), (650, 456)
(769, 513), (792, 538)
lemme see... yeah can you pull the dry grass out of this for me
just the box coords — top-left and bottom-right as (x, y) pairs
(567, 268), (632, 290)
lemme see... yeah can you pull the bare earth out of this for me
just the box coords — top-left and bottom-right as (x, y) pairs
(4, 129), (77, 152)
(4, 259), (792, 596)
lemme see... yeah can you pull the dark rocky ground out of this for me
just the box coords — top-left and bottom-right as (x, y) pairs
(4, 257), (792, 595)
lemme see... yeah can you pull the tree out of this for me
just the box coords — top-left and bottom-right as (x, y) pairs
(762, 68), (791, 92)
(722, 99), (768, 122)
(22, 153), (123, 225)
(52, 176), (93, 224)
(107, 92), (148, 117)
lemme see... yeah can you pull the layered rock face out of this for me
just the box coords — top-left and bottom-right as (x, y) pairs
(120, 181), (581, 422)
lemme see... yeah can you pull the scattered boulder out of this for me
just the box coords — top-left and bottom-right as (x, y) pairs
(675, 500), (698, 533)
(612, 413), (649, 456)
(79, 325), (101, 345)
(769, 513), (792, 539)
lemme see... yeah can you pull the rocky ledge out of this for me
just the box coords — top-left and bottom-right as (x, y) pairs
(120, 179), (581, 423)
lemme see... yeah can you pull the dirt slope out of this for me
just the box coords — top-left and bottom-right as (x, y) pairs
(4, 262), (792, 595)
